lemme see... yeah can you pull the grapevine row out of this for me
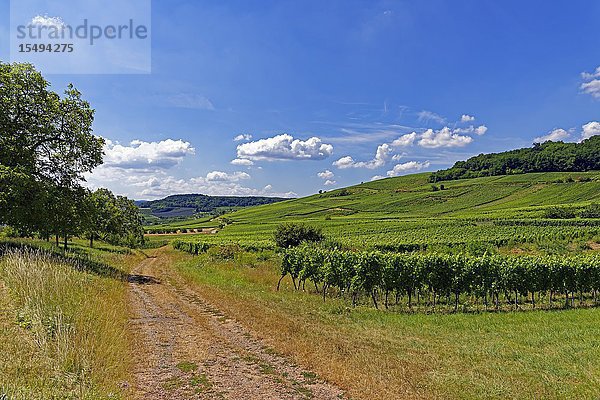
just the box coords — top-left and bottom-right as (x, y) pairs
(279, 247), (600, 311)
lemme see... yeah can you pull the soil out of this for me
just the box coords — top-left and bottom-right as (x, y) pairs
(126, 250), (344, 399)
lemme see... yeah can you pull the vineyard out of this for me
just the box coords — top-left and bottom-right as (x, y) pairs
(279, 246), (600, 312)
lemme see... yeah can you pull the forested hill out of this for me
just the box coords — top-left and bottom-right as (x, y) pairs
(430, 136), (600, 182)
(137, 194), (289, 217)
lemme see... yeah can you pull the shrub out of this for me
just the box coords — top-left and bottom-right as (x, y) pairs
(580, 203), (600, 219)
(207, 244), (240, 260)
(274, 223), (325, 248)
(543, 207), (576, 219)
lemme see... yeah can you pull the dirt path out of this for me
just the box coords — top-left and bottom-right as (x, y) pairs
(127, 249), (344, 399)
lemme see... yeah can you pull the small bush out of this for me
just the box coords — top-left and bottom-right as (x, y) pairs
(543, 207), (576, 219)
(274, 223), (324, 248)
(580, 203), (600, 219)
(207, 244), (240, 260)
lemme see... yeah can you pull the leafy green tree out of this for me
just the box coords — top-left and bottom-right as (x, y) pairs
(0, 62), (104, 237)
(274, 223), (324, 248)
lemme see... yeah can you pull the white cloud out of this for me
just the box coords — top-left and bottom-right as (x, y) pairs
(386, 161), (431, 177)
(317, 170), (334, 180)
(453, 125), (488, 135)
(391, 132), (417, 147)
(581, 121), (600, 141)
(30, 15), (65, 29)
(230, 158), (254, 166)
(324, 180), (336, 186)
(475, 125), (488, 135)
(582, 66), (600, 80)
(167, 93), (215, 110)
(103, 139), (195, 169)
(86, 168), (295, 200)
(205, 171), (250, 182)
(391, 154), (403, 161)
(236, 134), (334, 161)
(581, 80), (600, 98)
(234, 134), (253, 142)
(581, 66), (600, 99)
(370, 175), (385, 181)
(333, 144), (391, 169)
(534, 128), (570, 143)
(418, 110), (446, 124)
(461, 114), (475, 122)
(418, 127), (473, 148)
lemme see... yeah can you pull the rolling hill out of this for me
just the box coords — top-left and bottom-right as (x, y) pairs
(137, 193), (288, 220)
(204, 171), (600, 249)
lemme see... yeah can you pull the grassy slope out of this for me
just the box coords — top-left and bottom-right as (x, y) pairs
(171, 247), (600, 399)
(0, 239), (145, 399)
(232, 172), (600, 220)
(159, 171), (600, 248)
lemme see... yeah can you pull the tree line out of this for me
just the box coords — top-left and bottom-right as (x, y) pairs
(0, 62), (144, 249)
(430, 137), (600, 182)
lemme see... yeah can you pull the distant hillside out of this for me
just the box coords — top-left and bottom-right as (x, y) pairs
(137, 194), (289, 219)
(228, 171), (600, 223)
(430, 136), (600, 182)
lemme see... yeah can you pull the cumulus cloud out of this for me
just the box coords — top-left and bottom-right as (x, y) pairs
(418, 127), (473, 148)
(236, 134), (334, 161)
(581, 121), (600, 141)
(461, 114), (475, 122)
(317, 170), (334, 180)
(582, 66), (600, 80)
(333, 124), (482, 170)
(581, 80), (600, 98)
(370, 175), (385, 181)
(333, 144), (391, 169)
(234, 134), (253, 142)
(205, 171), (250, 182)
(418, 110), (446, 124)
(453, 125), (488, 135)
(534, 128), (570, 143)
(230, 158), (254, 166)
(103, 139), (195, 169)
(386, 161), (431, 177)
(167, 93), (215, 110)
(391, 132), (417, 147)
(581, 66), (600, 98)
(324, 180), (336, 186)
(86, 168), (295, 200)
(30, 15), (65, 29)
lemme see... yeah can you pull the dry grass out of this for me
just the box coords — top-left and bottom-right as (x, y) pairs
(170, 247), (600, 399)
(0, 248), (134, 399)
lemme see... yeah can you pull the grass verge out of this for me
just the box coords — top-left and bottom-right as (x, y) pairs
(170, 246), (600, 399)
(0, 242), (142, 399)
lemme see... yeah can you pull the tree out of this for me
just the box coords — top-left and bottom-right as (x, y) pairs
(83, 189), (118, 247)
(274, 223), (324, 248)
(0, 62), (104, 236)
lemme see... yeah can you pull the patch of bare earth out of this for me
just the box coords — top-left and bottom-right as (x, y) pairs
(126, 250), (344, 399)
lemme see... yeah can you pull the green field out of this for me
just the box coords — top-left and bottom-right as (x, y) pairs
(157, 171), (600, 252)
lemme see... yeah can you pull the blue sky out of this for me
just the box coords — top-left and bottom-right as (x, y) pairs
(1, 0), (599, 199)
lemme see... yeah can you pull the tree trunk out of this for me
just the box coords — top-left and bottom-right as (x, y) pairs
(385, 290), (389, 309)
(454, 292), (459, 312)
(90, 234), (94, 248)
(371, 290), (379, 309)
(63, 235), (68, 251)
(276, 275), (284, 291)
